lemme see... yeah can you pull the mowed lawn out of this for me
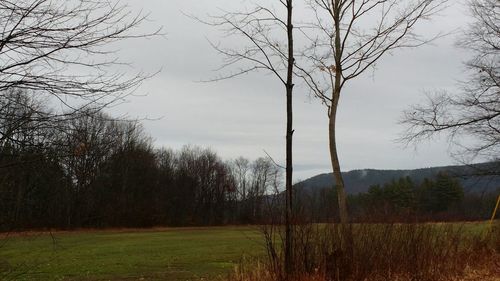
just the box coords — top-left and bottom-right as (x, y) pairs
(0, 227), (266, 281)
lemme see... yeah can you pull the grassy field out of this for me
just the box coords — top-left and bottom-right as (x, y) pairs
(0, 227), (265, 281)
(0, 222), (494, 281)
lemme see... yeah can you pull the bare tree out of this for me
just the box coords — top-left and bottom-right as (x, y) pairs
(201, 0), (296, 274)
(296, 0), (447, 226)
(0, 0), (160, 120)
(57, 111), (121, 226)
(401, 0), (499, 173)
(232, 157), (251, 202)
(0, 90), (52, 154)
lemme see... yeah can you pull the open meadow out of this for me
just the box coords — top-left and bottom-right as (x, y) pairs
(0, 227), (265, 281)
(0, 222), (497, 281)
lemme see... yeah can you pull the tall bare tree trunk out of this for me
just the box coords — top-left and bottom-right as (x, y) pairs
(328, 95), (348, 226)
(284, 0), (294, 276)
(331, 0), (349, 227)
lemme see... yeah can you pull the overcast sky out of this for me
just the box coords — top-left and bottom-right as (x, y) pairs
(110, 0), (474, 181)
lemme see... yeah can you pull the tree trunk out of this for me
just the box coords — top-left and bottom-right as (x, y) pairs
(284, 0), (294, 277)
(330, 82), (353, 259)
(328, 96), (348, 226)
(331, 0), (349, 227)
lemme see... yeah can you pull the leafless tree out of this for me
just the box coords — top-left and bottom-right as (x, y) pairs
(200, 0), (296, 274)
(56, 111), (121, 226)
(401, 0), (499, 174)
(231, 156), (251, 201)
(296, 0), (447, 226)
(0, 90), (52, 153)
(0, 0), (160, 124)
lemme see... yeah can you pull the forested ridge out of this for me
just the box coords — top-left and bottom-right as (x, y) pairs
(299, 163), (500, 194)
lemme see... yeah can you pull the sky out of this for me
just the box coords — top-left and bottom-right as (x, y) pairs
(109, 0), (474, 181)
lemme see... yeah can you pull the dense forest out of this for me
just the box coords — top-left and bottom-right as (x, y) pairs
(0, 90), (496, 231)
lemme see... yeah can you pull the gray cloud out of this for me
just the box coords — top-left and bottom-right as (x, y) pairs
(111, 0), (474, 181)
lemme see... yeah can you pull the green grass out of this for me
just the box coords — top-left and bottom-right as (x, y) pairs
(0, 227), (265, 281)
(0, 222), (493, 281)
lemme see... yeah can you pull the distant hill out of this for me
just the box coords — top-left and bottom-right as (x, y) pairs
(298, 162), (500, 194)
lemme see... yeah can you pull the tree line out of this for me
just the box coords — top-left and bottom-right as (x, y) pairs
(296, 173), (498, 222)
(1, 89), (496, 231)
(0, 90), (286, 230)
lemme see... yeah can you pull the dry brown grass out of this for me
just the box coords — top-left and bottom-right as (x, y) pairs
(222, 223), (500, 281)
(224, 261), (499, 281)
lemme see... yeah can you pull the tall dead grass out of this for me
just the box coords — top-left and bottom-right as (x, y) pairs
(224, 223), (499, 281)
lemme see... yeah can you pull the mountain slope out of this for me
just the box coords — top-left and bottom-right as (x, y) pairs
(298, 163), (500, 194)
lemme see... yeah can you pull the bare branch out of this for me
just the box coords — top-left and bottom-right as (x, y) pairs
(400, 0), (500, 164)
(0, 0), (162, 111)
